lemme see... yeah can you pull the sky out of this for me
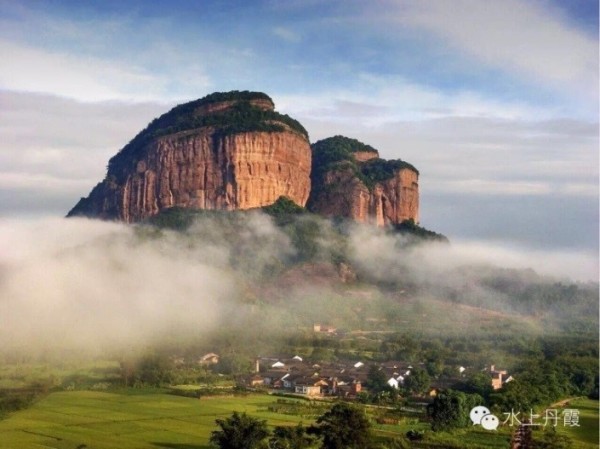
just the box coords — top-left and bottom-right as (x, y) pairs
(0, 0), (598, 258)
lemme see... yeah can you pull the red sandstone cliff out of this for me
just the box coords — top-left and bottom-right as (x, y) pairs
(68, 92), (311, 222)
(68, 93), (419, 227)
(308, 164), (419, 226)
(117, 129), (311, 222)
(307, 136), (419, 226)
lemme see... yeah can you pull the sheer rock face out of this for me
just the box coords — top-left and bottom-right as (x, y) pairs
(115, 130), (312, 223)
(68, 95), (312, 223)
(376, 168), (419, 225)
(308, 159), (419, 227)
(68, 92), (419, 227)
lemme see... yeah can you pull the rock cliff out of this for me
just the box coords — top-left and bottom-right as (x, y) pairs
(68, 93), (419, 227)
(68, 91), (312, 222)
(307, 136), (419, 226)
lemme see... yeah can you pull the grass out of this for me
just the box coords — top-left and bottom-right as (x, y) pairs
(0, 360), (120, 389)
(552, 397), (599, 449)
(416, 426), (512, 449)
(371, 416), (512, 449)
(0, 391), (307, 449)
(0, 389), (532, 449)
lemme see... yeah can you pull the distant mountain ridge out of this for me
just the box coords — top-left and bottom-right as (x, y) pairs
(67, 91), (420, 226)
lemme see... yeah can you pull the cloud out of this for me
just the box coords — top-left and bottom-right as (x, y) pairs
(0, 39), (212, 102)
(0, 3), (217, 102)
(434, 240), (599, 283)
(0, 172), (92, 193)
(0, 214), (294, 354)
(279, 89), (598, 189)
(348, 223), (598, 285)
(276, 88), (598, 251)
(426, 179), (597, 198)
(430, 179), (553, 196)
(422, 192), (599, 252)
(0, 91), (167, 215)
(272, 26), (301, 43)
(394, 0), (598, 98)
(0, 213), (596, 358)
(0, 40), (148, 101)
(277, 75), (561, 125)
(2, 86), (594, 254)
(563, 183), (598, 196)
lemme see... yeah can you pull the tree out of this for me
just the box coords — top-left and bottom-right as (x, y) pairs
(428, 390), (466, 431)
(210, 411), (269, 449)
(366, 365), (389, 393)
(458, 372), (494, 400)
(269, 424), (316, 449)
(133, 353), (173, 387)
(425, 360), (443, 378)
(428, 390), (482, 431)
(489, 379), (535, 412)
(216, 353), (253, 375)
(310, 402), (373, 449)
(403, 368), (431, 395)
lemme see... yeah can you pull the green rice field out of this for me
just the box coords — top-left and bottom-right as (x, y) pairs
(554, 398), (600, 449)
(0, 390), (305, 449)
(0, 390), (596, 449)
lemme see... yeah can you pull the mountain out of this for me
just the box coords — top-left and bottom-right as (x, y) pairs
(68, 91), (418, 226)
(68, 91), (311, 223)
(308, 136), (419, 226)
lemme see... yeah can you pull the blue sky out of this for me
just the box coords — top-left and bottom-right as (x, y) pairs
(0, 0), (598, 260)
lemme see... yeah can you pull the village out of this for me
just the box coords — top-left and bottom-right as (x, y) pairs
(193, 349), (513, 400)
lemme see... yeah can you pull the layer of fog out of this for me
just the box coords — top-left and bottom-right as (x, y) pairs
(349, 225), (598, 284)
(0, 216), (285, 355)
(0, 215), (597, 356)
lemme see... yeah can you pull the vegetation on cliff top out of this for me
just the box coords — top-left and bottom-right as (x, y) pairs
(310, 135), (419, 192)
(145, 199), (443, 243)
(394, 219), (448, 242)
(313, 135), (379, 155)
(107, 91), (308, 176)
(142, 200), (447, 279)
(261, 196), (307, 218)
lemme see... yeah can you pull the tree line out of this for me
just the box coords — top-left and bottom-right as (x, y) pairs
(210, 402), (409, 449)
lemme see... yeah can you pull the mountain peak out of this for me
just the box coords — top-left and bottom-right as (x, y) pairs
(68, 91), (419, 226)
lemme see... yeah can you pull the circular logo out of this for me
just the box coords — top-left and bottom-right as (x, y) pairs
(480, 414), (500, 431)
(469, 406), (491, 425)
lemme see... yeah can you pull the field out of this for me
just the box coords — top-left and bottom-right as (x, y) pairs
(0, 389), (521, 449)
(0, 390), (312, 449)
(554, 397), (600, 449)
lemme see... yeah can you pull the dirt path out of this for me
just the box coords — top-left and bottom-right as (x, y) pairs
(509, 397), (581, 448)
(549, 397), (579, 409)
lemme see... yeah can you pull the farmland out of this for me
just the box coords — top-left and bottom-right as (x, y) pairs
(552, 397), (600, 449)
(0, 390), (306, 449)
(0, 389), (520, 449)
